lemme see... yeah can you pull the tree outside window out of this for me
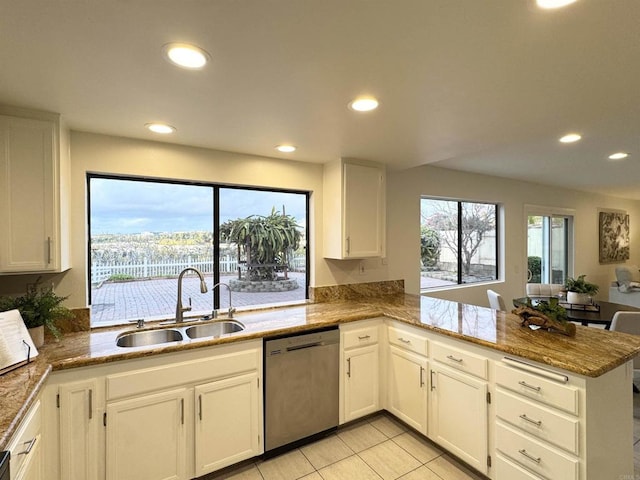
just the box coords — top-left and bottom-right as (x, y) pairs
(421, 198), (498, 289)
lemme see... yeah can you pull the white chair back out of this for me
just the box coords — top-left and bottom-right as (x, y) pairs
(487, 289), (506, 311)
(526, 283), (564, 297)
(610, 311), (640, 369)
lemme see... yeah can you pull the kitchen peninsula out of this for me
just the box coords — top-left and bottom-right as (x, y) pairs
(2, 292), (640, 480)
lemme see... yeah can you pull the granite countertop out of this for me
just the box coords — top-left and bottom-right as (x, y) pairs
(3, 293), (640, 450)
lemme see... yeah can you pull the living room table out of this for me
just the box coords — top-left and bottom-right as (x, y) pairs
(512, 296), (640, 329)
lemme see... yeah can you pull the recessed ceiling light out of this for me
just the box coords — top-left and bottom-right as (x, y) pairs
(163, 43), (210, 69)
(536, 0), (578, 9)
(275, 145), (296, 153)
(349, 97), (379, 112)
(145, 123), (176, 134)
(609, 152), (629, 160)
(559, 133), (581, 143)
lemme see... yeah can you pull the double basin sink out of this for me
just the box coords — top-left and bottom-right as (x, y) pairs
(116, 320), (245, 348)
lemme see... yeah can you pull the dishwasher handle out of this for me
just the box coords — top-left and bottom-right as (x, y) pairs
(287, 341), (323, 351)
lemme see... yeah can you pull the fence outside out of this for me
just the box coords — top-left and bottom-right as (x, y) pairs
(91, 254), (306, 284)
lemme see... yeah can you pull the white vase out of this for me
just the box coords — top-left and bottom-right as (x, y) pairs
(28, 325), (45, 348)
(566, 291), (591, 305)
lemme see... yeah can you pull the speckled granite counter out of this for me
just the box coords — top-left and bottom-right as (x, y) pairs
(2, 293), (640, 450)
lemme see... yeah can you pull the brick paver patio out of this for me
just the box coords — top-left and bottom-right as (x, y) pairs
(91, 272), (307, 325)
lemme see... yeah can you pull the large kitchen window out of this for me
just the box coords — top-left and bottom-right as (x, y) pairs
(526, 206), (573, 285)
(88, 174), (309, 326)
(420, 198), (498, 290)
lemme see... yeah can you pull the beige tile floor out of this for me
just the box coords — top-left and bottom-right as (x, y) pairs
(211, 413), (485, 480)
(211, 393), (640, 480)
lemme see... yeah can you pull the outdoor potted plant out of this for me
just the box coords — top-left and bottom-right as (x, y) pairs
(564, 274), (599, 305)
(0, 280), (73, 346)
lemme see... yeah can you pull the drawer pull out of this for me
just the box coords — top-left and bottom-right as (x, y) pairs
(358, 335), (371, 340)
(518, 380), (541, 392)
(446, 354), (463, 363)
(398, 337), (411, 344)
(18, 437), (36, 455)
(519, 414), (542, 427)
(518, 449), (541, 464)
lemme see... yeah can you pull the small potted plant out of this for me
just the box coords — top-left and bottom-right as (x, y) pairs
(564, 274), (599, 305)
(0, 280), (73, 346)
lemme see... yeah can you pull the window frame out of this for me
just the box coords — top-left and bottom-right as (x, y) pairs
(86, 172), (310, 319)
(420, 197), (499, 290)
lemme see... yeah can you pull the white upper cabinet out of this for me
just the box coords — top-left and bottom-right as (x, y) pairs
(0, 107), (70, 273)
(323, 158), (386, 259)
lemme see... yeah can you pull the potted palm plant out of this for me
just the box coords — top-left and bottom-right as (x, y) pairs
(564, 275), (599, 305)
(0, 280), (73, 346)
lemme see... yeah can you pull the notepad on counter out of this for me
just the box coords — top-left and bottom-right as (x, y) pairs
(0, 309), (39, 375)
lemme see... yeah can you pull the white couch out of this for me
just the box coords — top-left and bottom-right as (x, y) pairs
(609, 265), (640, 308)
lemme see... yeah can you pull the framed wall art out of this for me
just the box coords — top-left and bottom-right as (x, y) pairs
(599, 211), (630, 263)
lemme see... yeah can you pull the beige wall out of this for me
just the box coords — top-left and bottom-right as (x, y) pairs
(2, 131), (638, 314)
(387, 164), (640, 308)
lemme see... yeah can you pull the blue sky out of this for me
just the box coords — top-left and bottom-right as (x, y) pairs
(90, 178), (307, 234)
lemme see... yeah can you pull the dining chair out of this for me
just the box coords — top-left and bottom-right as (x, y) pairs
(525, 283), (564, 297)
(610, 311), (640, 392)
(487, 289), (506, 311)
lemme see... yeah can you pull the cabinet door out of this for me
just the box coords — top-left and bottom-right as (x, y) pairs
(59, 379), (100, 480)
(194, 373), (261, 477)
(0, 115), (56, 272)
(344, 344), (379, 422)
(106, 388), (188, 480)
(429, 364), (488, 474)
(343, 162), (384, 258)
(387, 345), (428, 434)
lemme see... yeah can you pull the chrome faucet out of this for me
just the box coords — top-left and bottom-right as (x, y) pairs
(212, 282), (236, 318)
(175, 267), (208, 323)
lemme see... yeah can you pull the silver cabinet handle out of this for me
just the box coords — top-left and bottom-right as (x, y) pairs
(518, 381), (541, 392)
(47, 237), (52, 264)
(18, 438), (36, 455)
(420, 367), (425, 387)
(347, 358), (351, 378)
(430, 370), (435, 391)
(358, 335), (371, 340)
(519, 414), (542, 427)
(518, 449), (541, 464)
(398, 337), (411, 344)
(198, 394), (203, 421)
(446, 354), (463, 363)
(88, 389), (93, 420)
(180, 398), (184, 425)
(346, 237), (350, 255)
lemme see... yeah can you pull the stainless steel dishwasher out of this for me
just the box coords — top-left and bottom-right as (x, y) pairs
(264, 327), (340, 454)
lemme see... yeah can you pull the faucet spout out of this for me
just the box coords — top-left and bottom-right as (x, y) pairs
(212, 282), (236, 318)
(176, 267), (208, 323)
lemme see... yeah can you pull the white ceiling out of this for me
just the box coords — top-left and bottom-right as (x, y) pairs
(1, 0), (639, 198)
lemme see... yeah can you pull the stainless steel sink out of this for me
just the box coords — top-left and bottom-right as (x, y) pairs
(185, 320), (245, 339)
(116, 328), (183, 347)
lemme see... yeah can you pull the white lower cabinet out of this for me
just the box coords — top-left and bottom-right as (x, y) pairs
(194, 372), (260, 476)
(429, 363), (488, 474)
(58, 379), (101, 480)
(106, 388), (189, 480)
(340, 319), (382, 423)
(7, 398), (42, 480)
(387, 345), (428, 434)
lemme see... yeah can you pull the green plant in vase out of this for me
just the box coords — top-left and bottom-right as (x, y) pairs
(0, 279), (73, 341)
(564, 275), (599, 304)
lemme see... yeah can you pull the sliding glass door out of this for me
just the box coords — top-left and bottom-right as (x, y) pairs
(527, 210), (573, 285)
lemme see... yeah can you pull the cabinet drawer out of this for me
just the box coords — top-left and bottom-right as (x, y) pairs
(496, 421), (578, 480)
(7, 399), (41, 478)
(387, 325), (428, 356)
(431, 341), (487, 379)
(495, 452), (544, 480)
(342, 324), (379, 349)
(495, 362), (579, 415)
(496, 388), (579, 455)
